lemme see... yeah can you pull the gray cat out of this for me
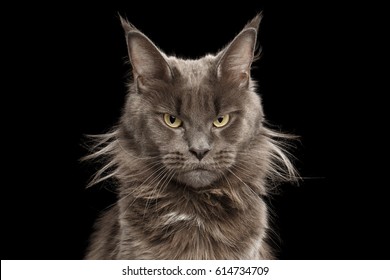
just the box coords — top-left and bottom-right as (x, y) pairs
(84, 13), (297, 260)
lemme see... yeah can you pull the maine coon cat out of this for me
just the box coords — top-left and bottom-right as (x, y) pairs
(84, 13), (297, 260)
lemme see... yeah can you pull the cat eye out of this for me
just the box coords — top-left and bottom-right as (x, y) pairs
(164, 113), (182, 128)
(213, 114), (230, 128)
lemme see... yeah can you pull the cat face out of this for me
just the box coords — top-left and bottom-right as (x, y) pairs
(120, 16), (264, 188)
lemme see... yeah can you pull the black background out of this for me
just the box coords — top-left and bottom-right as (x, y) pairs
(3, 2), (388, 260)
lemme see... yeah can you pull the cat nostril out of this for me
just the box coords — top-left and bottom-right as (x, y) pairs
(189, 148), (210, 161)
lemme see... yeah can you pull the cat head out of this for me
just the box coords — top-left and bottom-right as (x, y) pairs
(117, 14), (270, 188)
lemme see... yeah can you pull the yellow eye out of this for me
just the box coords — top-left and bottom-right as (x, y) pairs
(213, 114), (230, 128)
(164, 113), (182, 128)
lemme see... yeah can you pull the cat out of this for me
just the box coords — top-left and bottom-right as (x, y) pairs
(84, 13), (297, 260)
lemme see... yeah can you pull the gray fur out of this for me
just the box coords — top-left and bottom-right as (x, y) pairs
(84, 13), (297, 260)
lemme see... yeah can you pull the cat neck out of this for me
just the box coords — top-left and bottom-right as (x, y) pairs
(117, 179), (267, 259)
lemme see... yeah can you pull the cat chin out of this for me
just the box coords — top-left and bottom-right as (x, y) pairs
(175, 170), (220, 188)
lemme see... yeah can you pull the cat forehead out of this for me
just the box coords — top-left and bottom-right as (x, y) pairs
(159, 56), (245, 117)
(167, 55), (216, 83)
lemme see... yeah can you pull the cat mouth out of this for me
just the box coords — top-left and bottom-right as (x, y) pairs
(186, 168), (212, 174)
(192, 167), (210, 171)
(175, 167), (219, 188)
(185, 166), (214, 174)
(185, 163), (213, 172)
(180, 168), (212, 177)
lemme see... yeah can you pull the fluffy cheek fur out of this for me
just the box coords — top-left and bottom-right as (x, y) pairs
(121, 92), (172, 155)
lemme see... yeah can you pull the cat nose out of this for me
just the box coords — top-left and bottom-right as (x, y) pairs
(189, 148), (210, 161)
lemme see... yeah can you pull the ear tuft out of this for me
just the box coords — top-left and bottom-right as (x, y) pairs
(119, 14), (137, 34)
(244, 12), (263, 32)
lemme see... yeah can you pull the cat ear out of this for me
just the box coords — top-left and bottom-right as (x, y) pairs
(120, 17), (173, 87)
(217, 13), (262, 87)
